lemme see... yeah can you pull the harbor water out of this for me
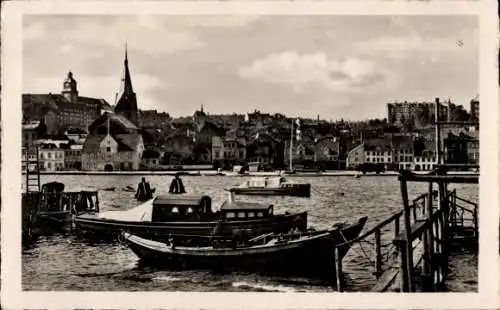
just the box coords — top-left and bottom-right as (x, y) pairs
(22, 175), (478, 292)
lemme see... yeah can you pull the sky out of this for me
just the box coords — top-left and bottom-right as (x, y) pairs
(23, 15), (478, 120)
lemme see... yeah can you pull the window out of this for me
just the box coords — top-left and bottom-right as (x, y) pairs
(47, 153), (51, 159)
(107, 147), (111, 152)
(47, 162), (51, 169)
(226, 212), (235, 219)
(257, 212), (264, 217)
(171, 207), (179, 214)
(248, 212), (255, 218)
(237, 212), (246, 218)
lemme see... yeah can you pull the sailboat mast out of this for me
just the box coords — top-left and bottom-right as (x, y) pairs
(289, 119), (293, 171)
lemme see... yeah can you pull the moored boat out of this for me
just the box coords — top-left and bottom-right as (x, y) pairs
(229, 176), (311, 198)
(74, 194), (308, 243)
(121, 216), (367, 281)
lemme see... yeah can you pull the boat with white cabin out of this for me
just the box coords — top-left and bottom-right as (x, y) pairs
(229, 176), (311, 198)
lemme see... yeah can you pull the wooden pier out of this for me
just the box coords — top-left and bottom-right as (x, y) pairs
(22, 146), (100, 240)
(332, 167), (478, 292)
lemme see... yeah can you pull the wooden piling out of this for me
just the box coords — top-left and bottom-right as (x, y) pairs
(399, 177), (414, 292)
(426, 182), (435, 288)
(374, 228), (382, 279)
(334, 246), (344, 292)
(394, 215), (400, 239)
(398, 241), (409, 292)
(438, 182), (448, 273)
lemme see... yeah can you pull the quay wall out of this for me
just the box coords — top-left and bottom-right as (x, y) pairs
(24, 170), (479, 177)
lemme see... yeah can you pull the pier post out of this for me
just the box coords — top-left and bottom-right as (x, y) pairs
(394, 215), (400, 239)
(426, 182), (435, 288)
(334, 246), (344, 292)
(421, 227), (432, 292)
(399, 177), (414, 292)
(398, 241), (410, 292)
(473, 208), (478, 240)
(374, 228), (382, 279)
(438, 181), (448, 273)
(412, 201), (417, 223)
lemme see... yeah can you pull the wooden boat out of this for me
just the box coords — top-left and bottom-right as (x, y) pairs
(229, 177), (311, 198)
(121, 216), (368, 281)
(74, 194), (308, 243)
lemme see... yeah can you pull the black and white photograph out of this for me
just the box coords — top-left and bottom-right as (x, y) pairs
(2, 1), (499, 309)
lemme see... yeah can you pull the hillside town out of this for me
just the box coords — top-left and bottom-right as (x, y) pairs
(22, 48), (480, 173)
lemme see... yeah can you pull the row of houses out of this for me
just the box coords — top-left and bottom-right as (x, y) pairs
(346, 128), (479, 171)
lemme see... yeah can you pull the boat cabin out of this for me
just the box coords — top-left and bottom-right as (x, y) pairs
(151, 194), (213, 222)
(220, 201), (274, 220)
(244, 177), (286, 188)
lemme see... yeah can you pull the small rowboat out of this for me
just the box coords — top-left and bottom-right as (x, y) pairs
(122, 216), (367, 281)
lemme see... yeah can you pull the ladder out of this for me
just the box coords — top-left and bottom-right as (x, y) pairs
(23, 145), (41, 193)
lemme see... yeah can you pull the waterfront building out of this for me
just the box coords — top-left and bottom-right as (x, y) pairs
(284, 139), (316, 166)
(363, 139), (392, 167)
(212, 136), (246, 169)
(63, 144), (83, 170)
(22, 121), (41, 148)
(389, 134), (414, 167)
(412, 155), (436, 171)
(346, 143), (364, 169)
(38, 143), (65, 172)
(82, 112), (144, 171)
(114, 46), (139, 126)
(443, 131), (474, 164)
(141, 149), (162, 170)
(246, 133), (285, 168)
(23, 71), (112, 133)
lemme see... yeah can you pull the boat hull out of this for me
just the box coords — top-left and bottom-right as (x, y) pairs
(123, 216), (367, 280)
(231, 184), (311, 198)
(75, 212), (308, 243)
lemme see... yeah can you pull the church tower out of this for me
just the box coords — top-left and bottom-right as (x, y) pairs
(114, 44), (138, 126)
(62, 71), (78, 103)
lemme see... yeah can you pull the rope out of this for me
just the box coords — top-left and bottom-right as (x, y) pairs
(339, 230), (374, 267)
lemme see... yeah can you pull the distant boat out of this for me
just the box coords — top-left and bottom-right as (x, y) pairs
(229, 177), (311, 198)
(102, 187), (116, 191)
(121, 216), (367, 281)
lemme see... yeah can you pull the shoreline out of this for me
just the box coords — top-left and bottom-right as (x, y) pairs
(26, 170), (480, 177)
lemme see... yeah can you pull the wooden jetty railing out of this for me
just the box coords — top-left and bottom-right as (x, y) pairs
(332, 191), (432, 291)
(331, 169), (478, 292)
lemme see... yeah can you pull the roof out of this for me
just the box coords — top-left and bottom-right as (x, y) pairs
(200, 121), (226, 135)
(142, 149), (161, 159)
(364, 139), (392, 151)
(391, 135), (413, 149)
(82, 134), (106, 153)
(114, 134), (142, 151)
(220, 201), (272, 211)
(153, 194), (210, 207)
(88, 112), (138, 134)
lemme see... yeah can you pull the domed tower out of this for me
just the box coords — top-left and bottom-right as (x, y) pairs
(62, 71), (78, 103)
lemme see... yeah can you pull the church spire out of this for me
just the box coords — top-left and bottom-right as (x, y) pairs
(122, 43), (134, 95)
(114, 43), (138, 126)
